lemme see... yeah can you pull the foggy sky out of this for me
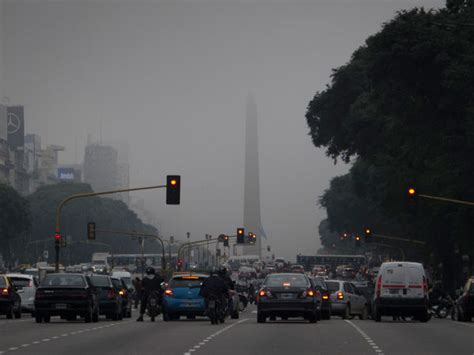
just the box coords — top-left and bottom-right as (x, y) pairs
(2, 0), (444, 260)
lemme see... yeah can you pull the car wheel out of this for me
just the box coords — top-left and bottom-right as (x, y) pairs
(281, 316), (288, 321)
(187, 315), (196, 320)
(308, 312), (317, 323)
(359, 306), (368, 320)
(126, 309), (132, 318)
(342, 305), (350, 319)
(269, 315), (276, 321)
(163, 312), (170, 322)
(257, 313), (266, 323)
(6, 305), (14, 319)
(43, 313), (51, 323)
(419, 311), (430, 323)
(35, 313), (43, 323)
(322, 310), (331, 320)
(14, 308), (21, 319)
(66, 315), (76, 321)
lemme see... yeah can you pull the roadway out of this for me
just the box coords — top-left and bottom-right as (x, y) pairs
(0, 307), (472, 354)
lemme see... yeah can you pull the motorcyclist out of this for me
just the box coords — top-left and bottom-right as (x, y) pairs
(429, 281), (448, 306)
(136, 267), (164, 322)
(218, 267), (235, 314)
(200, 268), (229, 311)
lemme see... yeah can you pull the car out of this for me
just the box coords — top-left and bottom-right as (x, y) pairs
(111, 277), (132, 318)
(325, 280), (368, 319)
(90, 275), (123, 320)
(7, 273), (38, 315)
(313, 277), (332, 320)
(452, 276), (474, 322)
(112, 271), (133, 290)
(0, 275), (22, 319)
(290, 264), (305, 274)
(372, 262), (430, 322)
(34, 273), (99, 323)
(257, 273), (320, 323)
(163, 273), (208, 321)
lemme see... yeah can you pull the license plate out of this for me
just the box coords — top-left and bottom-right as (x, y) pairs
(281, 293), (293, 299)
(182, 303), (198, 308)
(389, 289), (400, 295)
(55, 303), (67, 309)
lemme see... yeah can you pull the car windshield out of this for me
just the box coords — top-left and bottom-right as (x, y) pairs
(9, 277), (31, 288)
(0, 277), (6, 287)
(90, 276), (111, 287)
(265, 274), (308, 288)
(325, 281), (341, 292)
(170, 277), (206, 288)
(42, 275), (85, 287)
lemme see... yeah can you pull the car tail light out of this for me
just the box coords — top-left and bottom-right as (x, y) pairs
(164, 289), (173, 297)
(258, 288), (271, 300)
(337, 291), (344, 300)
(422, 276), (428, 294)
(118, 289), (125, 296)
(107, 289), (116, 299)
(376, 275), (382, 299)
(1, 288), (9, 296)
(322, 293), (329, 300)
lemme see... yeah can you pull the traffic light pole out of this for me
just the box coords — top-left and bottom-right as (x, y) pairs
(418, 194), (474, 207)
(372, 233), (426, 245)
(95, 229), (167, 271)
(178, 236), (237, 268)
(54, 184), (167, 272)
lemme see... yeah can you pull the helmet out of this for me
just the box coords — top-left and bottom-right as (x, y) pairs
(218, 266), (227, 278)
(146, 267), (155, 275)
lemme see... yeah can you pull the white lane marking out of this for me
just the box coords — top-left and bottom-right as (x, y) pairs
(8, 348), (18, 351)
(183, 318), (249, 355)
(453, 321), (474, 328)
(20, 344), (29, 348)
(345, 320), (385, 355)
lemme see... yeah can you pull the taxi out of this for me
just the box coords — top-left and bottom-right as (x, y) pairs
(162, 273), (208, 321)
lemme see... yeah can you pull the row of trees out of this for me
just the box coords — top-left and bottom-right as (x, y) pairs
(0, 182), (160, 267)
(306, 1), (474, 289)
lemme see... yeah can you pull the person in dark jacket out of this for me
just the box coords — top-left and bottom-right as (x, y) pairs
(137, 267), (164, 322)
(200, 268), (229, 304)
(132, 277), (142, 309)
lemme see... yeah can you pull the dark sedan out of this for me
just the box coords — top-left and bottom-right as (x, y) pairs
(0, 275), (22, 319)
(257, 273), (320, 323)
(453, 277), (474, 322)
(90, 275), (123, 320)
(34, 273), (99, 323)
(313, 277), (331, 320)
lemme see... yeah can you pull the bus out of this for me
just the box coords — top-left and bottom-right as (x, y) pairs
(296, 254), (367, 271)
(107, 253), (179, 272)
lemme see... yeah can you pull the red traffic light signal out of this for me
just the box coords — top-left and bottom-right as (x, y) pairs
(54, 233), (61, 247)
(166, 175), (181, 205)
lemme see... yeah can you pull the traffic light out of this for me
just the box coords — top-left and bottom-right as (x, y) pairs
(237, 228), (245, 244)
(87, 222), (96, 240)
(223, 235), (229, 247)
(177, 259), (183, 271)
(248, 232), (256, 245)
(166, 175), (181, 205)
(54, 233), (61, 248)
(355, 235), (361, 247)
(364, 228), (372, 243)
(341, 232), (349, 241)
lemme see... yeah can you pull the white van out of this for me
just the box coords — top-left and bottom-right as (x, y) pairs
(372, 262), (430, 322)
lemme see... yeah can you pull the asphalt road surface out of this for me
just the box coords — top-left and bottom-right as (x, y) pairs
(0, 307), (472, 355)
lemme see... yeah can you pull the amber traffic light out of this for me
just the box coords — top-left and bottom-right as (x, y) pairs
(355, 235), (361, 247)
(166, 175), (181, 205)
(237, 228), (245, 244)
(364, 228), (372, 243)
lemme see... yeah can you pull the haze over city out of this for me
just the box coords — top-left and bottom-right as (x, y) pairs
(1, 0), (444, 259)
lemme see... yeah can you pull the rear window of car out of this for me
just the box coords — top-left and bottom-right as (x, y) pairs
(9, 277), (31, 288)
(170, 277), (206, 288)
(0, 277), (6, 287)
(313, 278), (327, 289)
(90, 276), (111, 287)
(265, 274), (309, 287)
(111, 279), (122, 288)
(383, 267), (405, 284)
(42, 275), (85, 287)
(325, 281), (341, 292)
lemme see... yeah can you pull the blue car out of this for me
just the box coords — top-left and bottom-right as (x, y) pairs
(162, 273), (208, 321)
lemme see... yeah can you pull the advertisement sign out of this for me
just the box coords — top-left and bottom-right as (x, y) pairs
(57, 167), (75, 181)
(7, 106), (24, 149)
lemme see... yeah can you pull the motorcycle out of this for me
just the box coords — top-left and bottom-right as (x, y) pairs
(207, 296), (225, 325)
(146, 291), (162, 322)
(431, 295), (454, 318)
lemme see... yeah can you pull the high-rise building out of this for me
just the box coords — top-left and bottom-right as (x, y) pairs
(105, 140), (130, 205)
(84, 143), (119, 194)
(242, 95), (267, 257)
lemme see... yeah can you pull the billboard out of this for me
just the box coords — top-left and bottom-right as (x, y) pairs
(7, 106), (24, 149)
(57, 167), (75, 181)
(0, 105), (6, 141)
